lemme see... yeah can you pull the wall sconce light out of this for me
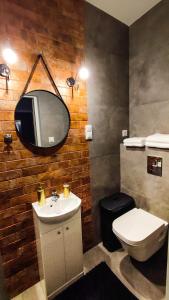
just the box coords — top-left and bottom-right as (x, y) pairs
(4, 133), (13, 145)
(66, 76), (76, 88)
(0, 48), (17, 90)
(66, 66), (90, 96)
(0, 63), (10, 91)
(78, 67), (90, 81)
(0, 64), (10, 78)
(2, 48), (17, 65)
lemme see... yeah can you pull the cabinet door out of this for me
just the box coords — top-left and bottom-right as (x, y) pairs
(42, 227), (65, 296)
(63, 218), (83, 282)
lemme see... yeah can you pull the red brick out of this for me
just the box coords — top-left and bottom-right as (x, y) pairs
(0, 0), (93, 297)
(22, 165), (48, 177)
(0, 111), (14, 121)
(0, 162), (6, 172)
(1, 121), (15, 131)
(0, 169), (21, 182)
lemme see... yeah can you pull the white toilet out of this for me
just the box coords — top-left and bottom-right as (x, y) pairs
(112, 208), (168, 262)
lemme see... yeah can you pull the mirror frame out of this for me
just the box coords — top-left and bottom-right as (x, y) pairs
(15, 89), (71, 151)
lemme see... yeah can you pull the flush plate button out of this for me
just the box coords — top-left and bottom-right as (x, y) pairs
(147, 156), (162, 176)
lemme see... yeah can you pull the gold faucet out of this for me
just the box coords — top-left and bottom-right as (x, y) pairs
(37, 183), (46, 206)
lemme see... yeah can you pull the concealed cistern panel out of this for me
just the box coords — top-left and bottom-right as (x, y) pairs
(147, 156), (162, 176)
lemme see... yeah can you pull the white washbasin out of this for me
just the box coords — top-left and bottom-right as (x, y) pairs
(32, 192), (81, 223)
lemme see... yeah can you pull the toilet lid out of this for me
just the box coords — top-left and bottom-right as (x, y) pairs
(113, 208), (167, 246)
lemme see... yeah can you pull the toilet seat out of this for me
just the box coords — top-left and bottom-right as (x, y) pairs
(113, 208), (168, 246)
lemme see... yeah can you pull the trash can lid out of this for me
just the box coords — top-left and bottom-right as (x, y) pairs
(100, 192), (135, 213)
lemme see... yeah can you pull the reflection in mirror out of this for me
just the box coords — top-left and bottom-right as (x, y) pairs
(15, 90), (70, 148)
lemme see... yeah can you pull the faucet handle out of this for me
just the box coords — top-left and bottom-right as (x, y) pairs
(51, 191), (59, 196)
(51, 191), (59, 201)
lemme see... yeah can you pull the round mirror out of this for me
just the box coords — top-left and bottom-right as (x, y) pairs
(15, 90), (70, 148)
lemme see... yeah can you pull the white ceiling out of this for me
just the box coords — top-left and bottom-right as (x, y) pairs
(86, 0), (162, 26)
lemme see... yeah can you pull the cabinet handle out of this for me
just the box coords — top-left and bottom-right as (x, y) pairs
(57, 231), (61, 235)
(66, 227), (69, 230)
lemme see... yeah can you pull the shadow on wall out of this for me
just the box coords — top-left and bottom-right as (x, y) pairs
(91, 187), (120, 244)
(85, 2), (129, 245)
(0, 255), (9, 300)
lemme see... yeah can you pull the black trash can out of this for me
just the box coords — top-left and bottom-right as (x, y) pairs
(100, 192), (135, 252)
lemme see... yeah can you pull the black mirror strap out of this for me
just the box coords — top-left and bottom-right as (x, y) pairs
(21, 54), (62, 99)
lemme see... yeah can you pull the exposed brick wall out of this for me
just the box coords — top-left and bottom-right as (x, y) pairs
(0, 0), (94, 297)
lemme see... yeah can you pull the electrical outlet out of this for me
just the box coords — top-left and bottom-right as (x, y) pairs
(122, 130), (128, 137)
(85, 125), (93, 140)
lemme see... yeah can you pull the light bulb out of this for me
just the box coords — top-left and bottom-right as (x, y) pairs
(78, 67), (89, 81)
(2, 48), (17, 65)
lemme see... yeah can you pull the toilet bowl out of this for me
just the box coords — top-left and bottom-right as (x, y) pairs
(112, 208), (168, 262)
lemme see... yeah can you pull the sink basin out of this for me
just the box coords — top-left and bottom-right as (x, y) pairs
(32, 192), (81, 223)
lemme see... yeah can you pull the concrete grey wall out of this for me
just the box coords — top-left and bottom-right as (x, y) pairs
(121, 0), (169, 236)
(121, 144), (169, 223)
(130, 0), (169, 137)
(85, 3), (129, 243)
(120, 144), (168, 297)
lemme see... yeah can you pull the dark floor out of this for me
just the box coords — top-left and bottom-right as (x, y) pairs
(55, 262), (138, 300)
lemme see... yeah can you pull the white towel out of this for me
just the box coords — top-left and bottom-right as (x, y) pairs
(145, 133), (169, 148)
(123, 137), (146, 147)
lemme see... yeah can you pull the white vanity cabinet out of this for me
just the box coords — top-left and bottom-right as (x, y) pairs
(42, 226), (65, 296)
(63, 217), (83, 282)
(33, 208), (84, 300)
